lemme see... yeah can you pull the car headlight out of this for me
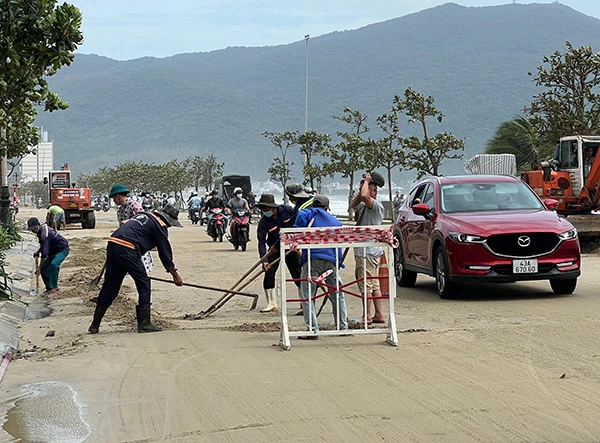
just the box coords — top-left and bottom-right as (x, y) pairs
(448, 232), (486, 243)
(558, 228), (578, 240)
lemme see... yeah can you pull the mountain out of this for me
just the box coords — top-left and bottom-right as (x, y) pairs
(34, 2), (600, 182)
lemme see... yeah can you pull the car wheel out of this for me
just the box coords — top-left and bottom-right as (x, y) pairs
(550, 278), (577, 295)
(393, 237), (417, 287)
(434, 248), (458, 299)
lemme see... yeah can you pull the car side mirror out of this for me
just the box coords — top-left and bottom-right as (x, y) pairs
(544, 198), (559, 211)
(412, 203), (431, 217)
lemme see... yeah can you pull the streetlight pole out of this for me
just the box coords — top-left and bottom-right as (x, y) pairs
(304, 34), (310, 134)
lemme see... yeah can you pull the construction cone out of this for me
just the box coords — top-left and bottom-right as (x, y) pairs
(379, 253), (389, 297)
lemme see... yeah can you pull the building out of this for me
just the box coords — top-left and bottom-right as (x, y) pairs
(20, 128), (53, 182)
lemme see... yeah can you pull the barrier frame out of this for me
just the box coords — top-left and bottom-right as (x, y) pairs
(278, 226), (399, 350)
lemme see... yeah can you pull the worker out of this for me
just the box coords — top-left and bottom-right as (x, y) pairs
(46, 205), (67, 231)
(88, 204), (183, 334)
(28, 217), (69, 295)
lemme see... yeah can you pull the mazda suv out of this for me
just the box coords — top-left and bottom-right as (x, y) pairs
(393, 175), (581, 298)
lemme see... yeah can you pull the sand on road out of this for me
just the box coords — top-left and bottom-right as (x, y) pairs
(0, 207), (600, 442)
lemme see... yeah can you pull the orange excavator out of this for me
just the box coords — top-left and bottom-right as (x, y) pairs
(45, 165), (96, 229)
(521, 135), (600, 238)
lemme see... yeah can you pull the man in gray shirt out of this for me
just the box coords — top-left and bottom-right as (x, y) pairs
(351, 172), (386, 324)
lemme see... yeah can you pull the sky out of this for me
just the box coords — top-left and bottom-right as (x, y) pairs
(74, 1), (600, 60)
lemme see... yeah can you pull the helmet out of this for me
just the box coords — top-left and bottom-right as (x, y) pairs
(233, 187), (242, 194)
(211, 190), (218, 195)
(109, 183), (129, 198)
(204, 192), (210, 196)
(191, 191), (198, 196)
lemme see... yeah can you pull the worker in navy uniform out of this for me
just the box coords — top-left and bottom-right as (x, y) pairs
(88, 204), (183, 334)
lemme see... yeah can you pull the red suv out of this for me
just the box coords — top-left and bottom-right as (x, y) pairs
(393, 175), (580, 298)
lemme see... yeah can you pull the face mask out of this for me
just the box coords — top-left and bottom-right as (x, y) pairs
(262, 210), (273, 218)
(212, 195), (218, 200)
(235, 193), (242, 198)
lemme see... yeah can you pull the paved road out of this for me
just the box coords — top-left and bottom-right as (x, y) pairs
(0, 208), (599, 442)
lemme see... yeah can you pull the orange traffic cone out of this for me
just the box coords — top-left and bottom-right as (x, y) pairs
(379, 253), (389, 297)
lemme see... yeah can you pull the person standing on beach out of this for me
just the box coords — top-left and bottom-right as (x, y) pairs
(28, 217), (69, 295)
(351, 172), (386, 325)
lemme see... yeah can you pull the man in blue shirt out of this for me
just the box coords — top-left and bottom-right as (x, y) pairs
(293, 195), (348, 338)
(88, 204), (183, 335)
(28, 217), (70, 295)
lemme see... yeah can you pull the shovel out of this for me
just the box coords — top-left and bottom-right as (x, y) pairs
(89, 261), (106, 290)
(149, 276), (259, 307)
(35, 256), (40, 296)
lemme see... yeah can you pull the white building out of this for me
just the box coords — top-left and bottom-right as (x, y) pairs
(21, 128), (53, 182)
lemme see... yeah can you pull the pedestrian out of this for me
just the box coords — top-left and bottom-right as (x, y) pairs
(109, 183), (155, 274)
(284, 184), (314, 315)
(88, 204), (183, 334)
(293, 194), (348, 338)
(109, 184), (143, 225)
(46, 204), (67, 231)
(393, 191), (405, 221)
(255, 194), (297, 312)
(28, 217), (69, 295)
(351, 172), (386, 324)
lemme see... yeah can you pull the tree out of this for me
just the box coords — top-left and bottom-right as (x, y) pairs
(263, 131), (298, 204)
(0, 0), (83, 225)
(298, 131), (331, 192)
(485, 116), (553, 168)
(199, 153), (224, 192)
(528, 41), (600, 142)
(0, 0), (83, 159)
(20, 180), (49, 207)
(324, 107), (371, 218)
(372, 103), (405, 217)
(398, 88), (464, 178)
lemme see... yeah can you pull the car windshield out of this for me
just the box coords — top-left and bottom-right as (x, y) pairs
(441, 181), (544, 213)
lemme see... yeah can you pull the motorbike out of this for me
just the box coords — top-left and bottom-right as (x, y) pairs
(231, 209), (251, 252)
(189, 208), (200, 225)
(206, 207), (226, 242)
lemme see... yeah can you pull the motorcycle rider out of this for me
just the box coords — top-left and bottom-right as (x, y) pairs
(225, 187), (249, 242)
(201, 190), (228, 235)
(187, 191), (202, 222)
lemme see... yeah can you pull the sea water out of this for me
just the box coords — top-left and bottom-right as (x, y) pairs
(3, 381), (90, 443)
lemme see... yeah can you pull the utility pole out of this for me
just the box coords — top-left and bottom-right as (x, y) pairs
(304, 34), (310, 133)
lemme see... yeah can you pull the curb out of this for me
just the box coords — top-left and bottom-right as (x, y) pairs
(0, 233), (38, 382)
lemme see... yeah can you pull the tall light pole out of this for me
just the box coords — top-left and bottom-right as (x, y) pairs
(304, 34), (310, 134)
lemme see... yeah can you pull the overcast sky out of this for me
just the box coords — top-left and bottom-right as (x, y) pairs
(74, 1), (600, 60)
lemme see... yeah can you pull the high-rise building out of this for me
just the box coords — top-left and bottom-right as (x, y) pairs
(21, 128), (53, 182)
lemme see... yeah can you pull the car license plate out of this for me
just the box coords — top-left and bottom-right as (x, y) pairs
(513, 259), (538, 274)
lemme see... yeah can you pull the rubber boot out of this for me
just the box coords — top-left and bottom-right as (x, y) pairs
(260, 289), (278, 312)
(136, 305), (162, 333)
(88, 304), (109, 334)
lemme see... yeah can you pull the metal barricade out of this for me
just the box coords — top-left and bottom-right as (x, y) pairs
(278, 226), (399, 350)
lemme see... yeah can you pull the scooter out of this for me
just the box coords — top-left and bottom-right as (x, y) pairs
(206, 207), (226, 242)
(189, 208), (200, 224)
(231, 209), (251, 252)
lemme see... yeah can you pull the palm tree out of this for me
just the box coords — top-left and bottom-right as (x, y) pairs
(485, 116), (553, 169)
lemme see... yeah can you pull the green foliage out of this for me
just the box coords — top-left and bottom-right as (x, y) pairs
(485, 116), (555, 168)
(372, 101), (405, 210)
(528, 41), (600, 142)
(398, 88), (464, 178)
(298, 131), (332, 191)
(263, 131), (298, 203)
(78, 156), (225, 196)
(0, 0), (83, 158)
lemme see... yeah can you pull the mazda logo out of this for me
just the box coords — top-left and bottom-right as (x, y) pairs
(517, 236), (531, 247)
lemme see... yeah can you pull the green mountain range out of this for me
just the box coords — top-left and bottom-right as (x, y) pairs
(34, 2), (600, 182)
